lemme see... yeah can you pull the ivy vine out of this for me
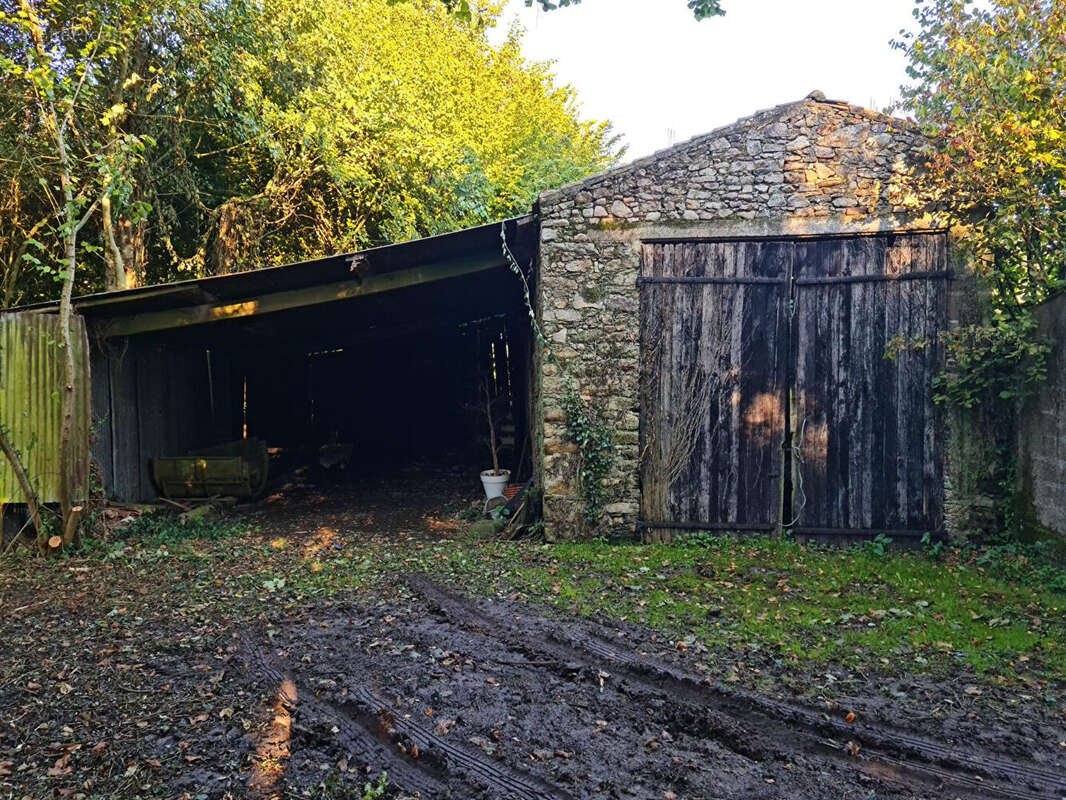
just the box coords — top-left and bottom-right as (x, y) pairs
(932, 312), (1050, 410)
(559, 387), (614, 524)
(501, 224), (615, 526)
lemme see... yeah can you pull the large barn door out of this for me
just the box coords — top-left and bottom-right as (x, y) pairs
(791, 234), (949, 538)
(638, 233), (949, 541)
(639, 241), (790, 538)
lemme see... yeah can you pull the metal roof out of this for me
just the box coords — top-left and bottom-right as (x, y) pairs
(15, 215), (536, 325)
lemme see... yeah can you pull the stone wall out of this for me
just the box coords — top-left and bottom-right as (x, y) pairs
(534, 93), (939, 539)
(1018, 294), (1066, 541)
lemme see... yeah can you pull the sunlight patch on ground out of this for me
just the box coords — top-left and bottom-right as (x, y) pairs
(248, 679), (297, 798)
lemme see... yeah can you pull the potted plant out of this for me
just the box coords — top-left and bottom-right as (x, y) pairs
(477, 379), (510, 503)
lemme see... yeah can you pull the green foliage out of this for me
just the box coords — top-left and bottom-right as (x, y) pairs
(921, 531), (946, 558)
(561, 388), (614, 526)
(895, 1), (1062, 539)
(933, 312), (1051, 409)
(675, 530), (726, 548)
(1, 0), (618, 304)
(114, 512), (248, 544)
(0, 0), (166, 301)
(527, 0), (725, 18)
(863, 532), (894, 558)
(401, 0), (727, 21)
(895, 0), (1066, 305)
(362, 772), (388, 800)
(970, 531), (1066, 594)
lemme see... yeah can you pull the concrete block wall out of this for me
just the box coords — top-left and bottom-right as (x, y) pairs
(1018, 294), (1066, 540)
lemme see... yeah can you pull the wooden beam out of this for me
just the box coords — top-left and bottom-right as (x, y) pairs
(92, 253), (506, 339)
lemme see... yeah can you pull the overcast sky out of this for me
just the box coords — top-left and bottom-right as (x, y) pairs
(491, 0), (919, 161)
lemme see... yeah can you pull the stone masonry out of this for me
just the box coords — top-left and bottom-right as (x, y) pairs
(534, 93), (939, 539)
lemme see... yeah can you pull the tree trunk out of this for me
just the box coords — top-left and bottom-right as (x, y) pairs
(57, 227), (81, 547)
(0, 423), (44, 552)
(101, 193), (129, 291)
(118, 215), (146, 288)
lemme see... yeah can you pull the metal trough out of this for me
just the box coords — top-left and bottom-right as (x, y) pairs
(152, 438), (268, 499)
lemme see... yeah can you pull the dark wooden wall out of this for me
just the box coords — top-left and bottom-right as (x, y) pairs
(639, 232), (950, 539)
(90, 338), (230, 502)
(89, 311), (533, 501)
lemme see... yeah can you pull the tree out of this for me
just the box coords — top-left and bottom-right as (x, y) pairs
(1, 0), (617, 301)
(527, 0), (724, 19)
(395, 0), (726, 21)
(1, 0), (153, 548)
(895, 0), (1065, 305)
(178, 0), (618, 272)
(895, 0), (1062, 537)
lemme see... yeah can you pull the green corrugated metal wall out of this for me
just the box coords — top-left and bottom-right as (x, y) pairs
(0, 312), (90, 504)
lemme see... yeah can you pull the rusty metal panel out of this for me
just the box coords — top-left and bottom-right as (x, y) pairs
(0, 312), (90, 504)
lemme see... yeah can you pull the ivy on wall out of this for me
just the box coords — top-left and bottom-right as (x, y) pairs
(501, 224), (615, 526)
(933, 313), (1051, 411)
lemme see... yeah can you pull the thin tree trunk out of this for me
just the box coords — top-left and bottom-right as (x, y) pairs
(484, 382), (500, 475)
(22, 0), (83, 548)
(0, 423), (44, 552)
(101, 193), (129, 291)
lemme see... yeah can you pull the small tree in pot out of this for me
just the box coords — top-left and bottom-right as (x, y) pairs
(477, 379), (510, 503)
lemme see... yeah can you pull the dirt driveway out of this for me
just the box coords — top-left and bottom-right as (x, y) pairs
(228, 576), (1065, 800)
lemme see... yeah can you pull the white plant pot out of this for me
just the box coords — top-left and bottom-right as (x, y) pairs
(480, 469), (510, 500)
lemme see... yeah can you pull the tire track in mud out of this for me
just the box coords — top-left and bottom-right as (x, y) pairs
(250, 643), (575, 800)
(404, 574), (1066, 800)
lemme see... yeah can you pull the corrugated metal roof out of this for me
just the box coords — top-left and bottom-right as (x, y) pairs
(0, 313), (90, 504)
(17, 216), (536, 325)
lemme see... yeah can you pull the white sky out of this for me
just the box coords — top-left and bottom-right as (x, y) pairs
(490, 0), (919, 161)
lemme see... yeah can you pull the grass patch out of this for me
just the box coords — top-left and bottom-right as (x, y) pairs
(438, 536), (1065, 681)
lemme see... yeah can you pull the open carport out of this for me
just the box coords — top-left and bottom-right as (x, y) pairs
(43, 217), (536, 508)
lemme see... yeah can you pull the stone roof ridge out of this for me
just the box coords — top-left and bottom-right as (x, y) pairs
(538, 93), (912, 203)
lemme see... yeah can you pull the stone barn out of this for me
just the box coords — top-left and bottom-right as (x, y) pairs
(533, 92), (963, 542)
(4, 93), (981, 543)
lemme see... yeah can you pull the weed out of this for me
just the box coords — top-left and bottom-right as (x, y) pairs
(921, 531), (946, 558)
(115, 511), (249, 544)
(363, 772), (388, 799)
(675, 530), (725, 548)
(972, 537), (1066, 594)
(864, 532), (893, 557)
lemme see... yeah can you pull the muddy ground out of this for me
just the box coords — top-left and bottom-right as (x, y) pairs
(234, 578), (1066, 800)
(2, 468), (1064, 799)
(3, 572), (1065, 800)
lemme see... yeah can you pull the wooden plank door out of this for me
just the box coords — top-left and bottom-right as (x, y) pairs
(791, 233), (949, 536)
(639, 241), (789, 536)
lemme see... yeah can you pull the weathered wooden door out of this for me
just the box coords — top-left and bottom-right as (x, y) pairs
(638, 232), (949, 540)
(639, 241), (790, 536)
(791, 234), (949, 536)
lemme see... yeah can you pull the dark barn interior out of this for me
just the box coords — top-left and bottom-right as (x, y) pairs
(75, 218), (537, 510)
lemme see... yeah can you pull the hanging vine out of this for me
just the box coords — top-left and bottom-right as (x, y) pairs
(501, 223), (614, 525)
